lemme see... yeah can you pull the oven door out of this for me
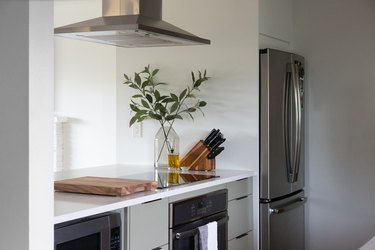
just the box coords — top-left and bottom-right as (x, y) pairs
(170, 211), (228, 250)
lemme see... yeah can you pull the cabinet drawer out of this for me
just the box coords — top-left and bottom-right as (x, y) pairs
(128, 198), (168, 250)
(228, 195), (253, 240)
(227, 178), (252, 201)
(228, 231), (253, 250)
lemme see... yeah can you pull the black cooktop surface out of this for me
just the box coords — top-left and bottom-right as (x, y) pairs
(122, 169), (219, 189)
(156, 170), (219, 189)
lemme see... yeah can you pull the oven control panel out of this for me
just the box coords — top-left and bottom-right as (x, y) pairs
(170, 189), (228, 227)
(190, 199), (214, 217)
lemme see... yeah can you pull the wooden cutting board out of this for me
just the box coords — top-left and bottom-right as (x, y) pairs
(54, 176), (158, 196)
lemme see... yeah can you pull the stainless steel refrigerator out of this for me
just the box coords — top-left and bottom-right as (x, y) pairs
(259, 48), (307, 250)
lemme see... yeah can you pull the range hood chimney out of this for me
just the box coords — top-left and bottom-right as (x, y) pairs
(54, 0), (210, 48)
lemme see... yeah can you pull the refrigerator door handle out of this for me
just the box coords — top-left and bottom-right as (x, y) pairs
(283, 68), (294, 182)
(291, 62), (303, 183)
(269, 197), (307, 215)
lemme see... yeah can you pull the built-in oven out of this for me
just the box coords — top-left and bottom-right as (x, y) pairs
(54, 212), (122, 250)
(169, 189), (228, 250)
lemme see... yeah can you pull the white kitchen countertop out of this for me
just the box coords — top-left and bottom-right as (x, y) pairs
(54, 164), (256, 224)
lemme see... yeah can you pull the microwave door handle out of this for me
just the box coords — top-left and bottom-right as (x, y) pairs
(291, 63), (302, 182)
(284, 67), (293, 183)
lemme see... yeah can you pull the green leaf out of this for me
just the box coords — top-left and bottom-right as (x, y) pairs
(156, 82), (167, 86)
(199, 101), (207, 107)
(129, 115), (138, 127)
(140, 66), (148, 74)
(124, 74), (130, 80)
(162, 105), (169, 114)
(191, 72), (195, 82)
(154, 90), (161, 100)
(194, 79), (202, 88)
(146, 94), (153, 104)
(187, 108), (196, 112)
(130, 104), (140, 112)
(170, 102), (179, 113)
(162, 97), (174, 103)
(165, 115), (175, 121)
(142, 80), (150, 88)
(171, 93), (178, 101)
(179, 89), (187, 100)
(175, 114), (183, 120)
(134, 73), (141, 86)
(138, 116), (147, 122)
(141, 99), (150, 109)
(137, 110), (148, 116)
(132, 94), (143, 98)
(149, 113), (162, 120)
(156, 103), (168, 116)
(129, 84), (138, 89)
(152, 69), (159, 76)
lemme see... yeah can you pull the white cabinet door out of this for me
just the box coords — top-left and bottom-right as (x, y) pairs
(228, 195), (253, 240)
(228, 231), (253, 250)
(227, 178), (254, 248)
(128, 198), (168, 250)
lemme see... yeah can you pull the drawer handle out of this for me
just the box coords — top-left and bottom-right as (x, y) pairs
(269, 197), (307, 214)
(142, 198), (162, 204)
(235, 195), (248, 201)
(151, 248), (161, 250)
(235, 233), (248, 239)
(236, 177), (249, 182)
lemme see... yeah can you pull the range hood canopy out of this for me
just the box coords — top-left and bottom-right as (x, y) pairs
(54, 0), (210, 48)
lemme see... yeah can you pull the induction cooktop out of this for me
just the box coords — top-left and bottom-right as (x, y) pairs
(155, 170), (219, 189)
(122, 169), (219, 189)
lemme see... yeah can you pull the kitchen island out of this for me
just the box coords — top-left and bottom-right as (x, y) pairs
(54, 164), (255, 224)
(54, 164), (256, 249)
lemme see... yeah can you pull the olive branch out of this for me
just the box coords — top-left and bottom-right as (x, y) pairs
(123, 65), (210, 157)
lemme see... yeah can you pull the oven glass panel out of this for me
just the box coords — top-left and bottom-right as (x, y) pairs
(174, 234), (199, 249)
(56, 233), (100, 250)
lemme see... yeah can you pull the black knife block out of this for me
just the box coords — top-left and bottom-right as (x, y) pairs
(180, 140), (216, 171)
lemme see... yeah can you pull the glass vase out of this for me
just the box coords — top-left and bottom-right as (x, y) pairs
(154, 126), (180, 169)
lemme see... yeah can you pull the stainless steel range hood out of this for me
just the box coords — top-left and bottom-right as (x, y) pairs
(54, 0), (210, 48)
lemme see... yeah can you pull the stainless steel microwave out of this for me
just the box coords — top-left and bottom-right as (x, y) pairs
(54, 212), (121, 250)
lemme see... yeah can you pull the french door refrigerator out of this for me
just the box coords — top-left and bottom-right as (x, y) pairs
(259, 48), (307, 250)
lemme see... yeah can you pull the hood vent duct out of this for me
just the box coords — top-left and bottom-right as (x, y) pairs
(54, 0), (210, 48)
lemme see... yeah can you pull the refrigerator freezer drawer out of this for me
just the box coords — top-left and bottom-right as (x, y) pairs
(260, 191), (306, 250)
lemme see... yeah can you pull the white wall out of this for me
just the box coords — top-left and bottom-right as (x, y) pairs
(293, 0), (375, 249)
(29, 1), (54, 249)
(116, 0), (259, 171)
(259, 0), (294, 51)
(54, 0), (117, 170)
(0, 1), (54, 249)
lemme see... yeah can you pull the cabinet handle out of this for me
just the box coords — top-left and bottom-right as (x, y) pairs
(235, 195), (248, 201)
(236, 177), (249, 182)
(142, 198), (162, 204)
(235, 233), (248, 239)
(151, 248), (161, 250)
